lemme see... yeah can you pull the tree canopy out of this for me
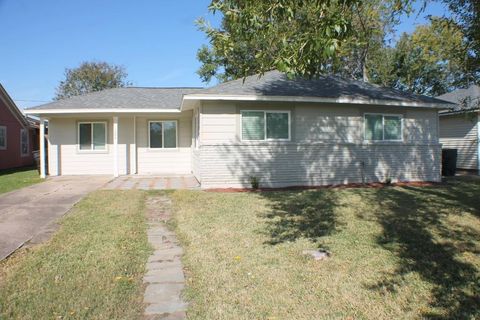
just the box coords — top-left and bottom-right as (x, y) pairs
(386, 17), (475, 95)
(55, 61), (130, 100)
(196, 0), (413, 83)
(197, 0), (479, 96)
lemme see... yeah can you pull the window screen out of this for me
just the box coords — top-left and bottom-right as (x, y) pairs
(78, 122), (106, 151)
(266, 112), (289, 139)
(0, 126), (6, 149)
(365, 114), (402, 141)
(149, 121), (177, 148)
(241, 111), (265, 140)
(241, 111), (290, 140)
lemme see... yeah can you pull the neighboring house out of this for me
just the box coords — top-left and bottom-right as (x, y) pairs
(0, 84), (38, 170)
(25, 71), (453, 188)
(437, 85), (480, 173)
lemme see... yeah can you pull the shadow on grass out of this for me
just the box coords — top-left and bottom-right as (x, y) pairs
(0, 166), (37, 177)
(259, 190), (341, 246)
(360, 179), (480, 319)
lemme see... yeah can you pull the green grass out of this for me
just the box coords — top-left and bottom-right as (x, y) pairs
(170, 177), (480, 320)
(0, 167), (42, 194)
(0, 190), (151, 320)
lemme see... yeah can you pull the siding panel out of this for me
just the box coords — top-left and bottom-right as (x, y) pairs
(199, 143), (441, 188)
(48, 117), (116, 175)
(136, 111), (192, 174)
(199, 101), (441, 188)
(439, 114), (478, 170)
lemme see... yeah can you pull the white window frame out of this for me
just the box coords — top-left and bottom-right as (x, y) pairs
(148, 120), (178, 149)
(77, 121), (108, 152)
(0, 126), (6, 150)
(20, 128), (29, 157)
(240, 110), (291, 141)
(364, 113), (403, 142)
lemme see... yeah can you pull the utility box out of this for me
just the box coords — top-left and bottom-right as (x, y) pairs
(442, 149), (458, 176)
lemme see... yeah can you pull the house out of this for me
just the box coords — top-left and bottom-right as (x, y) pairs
(0, 84), (39, 171)
(437, 85), (480, 174)
(24, 71), (453, 188)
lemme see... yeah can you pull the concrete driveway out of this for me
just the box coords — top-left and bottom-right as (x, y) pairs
(0, 176), (111, 260)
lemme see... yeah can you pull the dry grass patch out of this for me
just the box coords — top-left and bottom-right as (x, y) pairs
(0, 190), (151, 320)
(170, 177), (480, 320)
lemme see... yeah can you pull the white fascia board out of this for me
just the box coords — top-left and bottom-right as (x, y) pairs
(182, 94), (451, 109)
(24, 108), (181, 115)
(439, 108), (480, 116)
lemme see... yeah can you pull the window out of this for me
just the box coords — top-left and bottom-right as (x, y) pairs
(364, 114), (402, 141)
(0, 126), (6, 150)
(149, 121), (177, 148)
(20, 128), (29, 156)
(241, 111), (290, 141)
(78, 122), (107, 151)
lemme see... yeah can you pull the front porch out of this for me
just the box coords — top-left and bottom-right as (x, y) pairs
(35, 110), (197, 178)
(102, 174), (200, 190)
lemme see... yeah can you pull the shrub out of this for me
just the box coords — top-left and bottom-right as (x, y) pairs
(249, 176), (260, 189)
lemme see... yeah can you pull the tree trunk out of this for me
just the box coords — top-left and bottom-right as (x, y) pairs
(362, 60), (369, 82)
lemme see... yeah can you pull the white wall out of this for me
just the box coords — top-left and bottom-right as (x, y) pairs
(197, 101), (441, 188)
(47, 111), (193, 176)
(136, 111), (192, 174)
(439, 113), (479, 170)
(48, 117), (123, 175)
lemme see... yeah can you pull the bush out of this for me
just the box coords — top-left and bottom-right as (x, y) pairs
(249, 176), (260, 189)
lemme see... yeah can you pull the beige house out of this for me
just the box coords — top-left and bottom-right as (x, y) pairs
(438, 85), (480, 173)
(25, 71), (453, 188)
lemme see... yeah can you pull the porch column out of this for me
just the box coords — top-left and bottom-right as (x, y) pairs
(132, 116), (137, 174)
(39, 117), (46, 178)
(113, 116), (119, 177)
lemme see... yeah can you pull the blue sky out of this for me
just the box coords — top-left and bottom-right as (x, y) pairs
(0, 0), (449, 109)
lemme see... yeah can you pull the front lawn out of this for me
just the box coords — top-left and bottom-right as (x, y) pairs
(0, 166), (42, 194)
(171, 177), (480, 320)
(0, 190), (151, 319)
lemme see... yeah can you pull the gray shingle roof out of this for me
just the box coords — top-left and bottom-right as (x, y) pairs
(198, 70), (452, 106)
(26, 71), (452, 112)
(27, 87), (203, 110)
(436, 85), (480, 113)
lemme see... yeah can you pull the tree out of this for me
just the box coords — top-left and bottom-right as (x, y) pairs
(331, 0), (405, 82)
(386, 17), (475, 96)
(197, 0), (355, 82)
(439, 0), (480, 69)
(55, 61), (130, 100)
(196, 0), (415, 83)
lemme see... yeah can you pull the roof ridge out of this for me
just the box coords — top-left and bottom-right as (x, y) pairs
(121, 86), (204, 89)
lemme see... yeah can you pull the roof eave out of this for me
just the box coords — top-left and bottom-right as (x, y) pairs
(182, 94), (452, 109)
(24, 108), (181, 116)
(439, 108), (480, 116)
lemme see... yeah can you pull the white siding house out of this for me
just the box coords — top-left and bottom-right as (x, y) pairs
(26, 71), (453, 188)
(437, 85), (480, 173)
(192, 101), (441, 188)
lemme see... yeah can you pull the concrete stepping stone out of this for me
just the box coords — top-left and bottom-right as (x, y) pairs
(143, 195), (187, 319)
(144, 266), (185, 283)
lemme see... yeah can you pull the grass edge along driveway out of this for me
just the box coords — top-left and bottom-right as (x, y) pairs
(0, 167), (42, 195)
(0, 190), (151, 320)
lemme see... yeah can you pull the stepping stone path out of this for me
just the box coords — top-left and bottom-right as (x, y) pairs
(144, 195), (187, 320)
